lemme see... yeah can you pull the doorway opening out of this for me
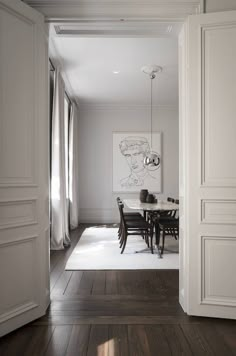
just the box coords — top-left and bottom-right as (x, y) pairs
(48, 24), (186, 309)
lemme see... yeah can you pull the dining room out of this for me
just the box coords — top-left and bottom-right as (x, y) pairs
(49, 35), (180, 270)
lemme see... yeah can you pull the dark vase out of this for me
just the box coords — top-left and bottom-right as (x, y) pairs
(140, 189), (148, 202)
(146, 194), (155, 203)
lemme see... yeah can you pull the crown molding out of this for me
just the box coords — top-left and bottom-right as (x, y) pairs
(24, 1), (204, 21)
(51, 20), (182, 38)
(78, 103), (179, 111)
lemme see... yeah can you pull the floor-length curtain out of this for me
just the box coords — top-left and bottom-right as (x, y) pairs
(69, 102), (80, 229)
(51, 69), (70, 249)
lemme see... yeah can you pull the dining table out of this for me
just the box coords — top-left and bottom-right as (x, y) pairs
(124, 199), (179, 212)
(124, 198), (179, 257)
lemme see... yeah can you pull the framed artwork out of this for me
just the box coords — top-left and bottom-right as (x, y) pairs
(112, 132), (162, 192)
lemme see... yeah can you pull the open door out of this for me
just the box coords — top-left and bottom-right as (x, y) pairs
(186, 10), (236, 319)
(0, 0), (49, 336)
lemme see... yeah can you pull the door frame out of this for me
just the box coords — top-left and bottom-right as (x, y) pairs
(48, 21), (190, 313)
(29, 0), (203, 313)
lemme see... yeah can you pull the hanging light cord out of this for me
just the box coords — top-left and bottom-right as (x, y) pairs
(150, 74), (154, 149)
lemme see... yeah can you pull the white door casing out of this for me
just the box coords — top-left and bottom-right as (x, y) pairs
(185, 10), (236, 318)
(0, 0), (49, 336)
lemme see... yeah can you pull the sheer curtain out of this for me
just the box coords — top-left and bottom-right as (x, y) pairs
(51, 69), (70, 249)
(69, 102), (80, 229)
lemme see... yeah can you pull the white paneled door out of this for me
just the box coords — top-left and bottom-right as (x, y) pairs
(0, 0), (49, 336)
(186, 11), (236, 319)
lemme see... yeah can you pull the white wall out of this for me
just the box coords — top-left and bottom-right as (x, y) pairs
(206, 0), (236, 13)
(78, 105), (179, 223)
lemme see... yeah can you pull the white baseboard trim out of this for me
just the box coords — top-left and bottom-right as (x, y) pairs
(79, 208), (119, 224)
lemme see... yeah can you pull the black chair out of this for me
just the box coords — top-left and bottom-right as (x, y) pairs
(116, 198), (144, 240)
(160, 197), (176, 218)
(145, 197), (177, 247)
(158, 199), (179, 255)
(117, 197), (142, 218)
(118, 203), (154, 254)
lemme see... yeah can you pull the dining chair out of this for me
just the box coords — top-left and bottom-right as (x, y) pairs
(157, 199), (179, 255)
(145, 197), (177, 246)
(118, 202), (154, 254)
(117, 197), (142, 218)
(116, 197), (144, 241)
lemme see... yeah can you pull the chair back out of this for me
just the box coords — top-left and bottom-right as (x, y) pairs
(172, 199), (179, 218)
(117, 201), (127, 227)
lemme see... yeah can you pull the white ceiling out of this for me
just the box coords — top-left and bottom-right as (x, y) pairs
(50, 36), (178, 107)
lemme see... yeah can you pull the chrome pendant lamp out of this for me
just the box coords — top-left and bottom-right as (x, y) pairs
(141, 65), (162, 168)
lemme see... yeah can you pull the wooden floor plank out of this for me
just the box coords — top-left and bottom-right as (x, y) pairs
(65, 325), (91, 356)
(77, 271), (95, 295)
(105, 271), (119, 295)
(50, 229), (82, 291)
(128, 325), (154, 356)
(143, 325), (172, 355)
(201, 323), (236, 356)
(0, 326), (55, 356)
(64, 271), (84, 295)
(117, 271), (129, 295)
(33, 315), (198, 326)
(214, 322), (236, 355)
(108, 325), (129, 356)
(50, 250), (63, 272)
(180, 324), (215, 355)
(51, 271), (73, 296)
(86, 325), (109, 356)
(92, 271), (106, 295)
(161, 324), (193, 355)
(44, 325), (73, 356)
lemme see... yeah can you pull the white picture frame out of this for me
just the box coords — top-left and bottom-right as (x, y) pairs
(112, 132), (162, 192)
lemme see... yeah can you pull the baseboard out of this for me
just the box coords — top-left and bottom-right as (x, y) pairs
(79, 208), (119, 224)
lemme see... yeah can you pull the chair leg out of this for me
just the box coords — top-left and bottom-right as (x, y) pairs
(119, 229), (124, 248)
(145, 231), (150, 247)
(155, 221), (160, 246)
(161, 230), (165, 255)
(118, 223), (121, 239)
(173, 227), (178, 240)
(120, 231), (127, 254)
(119, 223), (125, 248)
(150, 227), (154, 254)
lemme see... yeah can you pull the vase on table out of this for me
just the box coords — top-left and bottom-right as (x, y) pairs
(146, 193), (155, 204)
(140, 189), (148, 202)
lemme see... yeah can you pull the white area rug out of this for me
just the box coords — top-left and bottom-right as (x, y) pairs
(66, 227), (179, 270)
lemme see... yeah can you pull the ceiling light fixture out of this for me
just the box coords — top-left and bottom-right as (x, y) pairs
(141, 65), (162, 168)
(113, 70), (120, 74)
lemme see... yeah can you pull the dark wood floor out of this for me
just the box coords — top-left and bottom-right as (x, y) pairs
(1, 224), (236, 355)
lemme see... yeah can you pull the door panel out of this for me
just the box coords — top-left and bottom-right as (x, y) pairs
(186, 11), (236, 319)
(202, 236), (236, 306)
(201, 24), (236, 187)
(0, 0), (49, 336)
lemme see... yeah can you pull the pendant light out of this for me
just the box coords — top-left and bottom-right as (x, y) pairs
(141, 65), (162, 168)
